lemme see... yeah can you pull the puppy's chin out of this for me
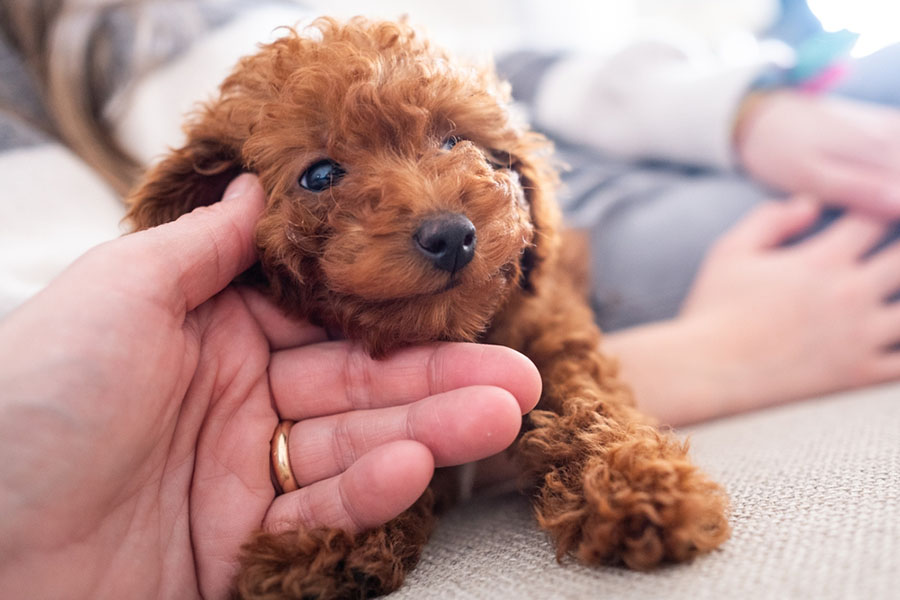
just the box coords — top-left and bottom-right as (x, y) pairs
(324, 266), (487, 303)
(321, 263), (520, 357)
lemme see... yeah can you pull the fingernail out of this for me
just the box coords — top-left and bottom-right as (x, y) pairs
(222, 173), (257, 202)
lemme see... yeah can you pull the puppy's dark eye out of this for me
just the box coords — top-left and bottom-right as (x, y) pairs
(441, 136), (460, 151)
(299, 159), (345, 192)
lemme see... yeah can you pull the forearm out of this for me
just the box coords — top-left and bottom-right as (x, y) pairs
(604, 318), (748, 427)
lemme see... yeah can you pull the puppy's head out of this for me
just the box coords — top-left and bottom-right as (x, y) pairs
(128, 17), (558, 355)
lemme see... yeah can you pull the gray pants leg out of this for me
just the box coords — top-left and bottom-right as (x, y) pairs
(556, 145), (773, 331)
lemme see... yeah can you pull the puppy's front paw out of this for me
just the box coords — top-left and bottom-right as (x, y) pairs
(234, 499), (436, 600)
(533, 426), (729, 570)
(234, 526), (395, 600)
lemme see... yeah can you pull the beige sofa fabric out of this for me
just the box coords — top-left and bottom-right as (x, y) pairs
(392, 383), (900, 599)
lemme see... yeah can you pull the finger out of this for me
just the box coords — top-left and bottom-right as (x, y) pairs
(715, 197), (820, 253)
(270, 341), (541, 420)
(867, 351), (900, 385)
(264, 440), (434, 534)
(287, 385), (523, 486)
(125, 173), (265, 313)
(870, 302), (900, 348)
(814, 158), (900, 219)
(801, 212), (889, 262)
(831, 99), (900, 173)
(237, 287), (329, 350)
(860, 240), (900, 300)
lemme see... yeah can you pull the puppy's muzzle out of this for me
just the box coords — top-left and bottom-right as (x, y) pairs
(414, 213), (477, 273)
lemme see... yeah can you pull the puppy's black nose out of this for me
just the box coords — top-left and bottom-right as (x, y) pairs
(414, 213), (477, 273)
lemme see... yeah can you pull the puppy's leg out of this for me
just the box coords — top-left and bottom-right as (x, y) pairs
(488, 257), (729, 569)
(233, 488), (436, 599)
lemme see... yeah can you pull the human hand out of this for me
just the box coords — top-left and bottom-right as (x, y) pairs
(681, 197), (900, 411)
(735, 90), (900, 218)
(0, 174), (541, 600)
(608, 197), (900, 426)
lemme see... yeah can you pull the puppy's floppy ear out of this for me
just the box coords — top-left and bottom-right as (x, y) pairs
(125, 132), (244, 231)
(506, 134), (561, 293)
(125, 29), (312, 231)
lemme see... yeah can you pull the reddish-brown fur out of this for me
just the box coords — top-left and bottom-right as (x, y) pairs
(126, 17), (730, 599)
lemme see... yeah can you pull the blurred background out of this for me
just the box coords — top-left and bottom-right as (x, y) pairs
(302, 0), (899, 57)
(3, 0), (900, 313)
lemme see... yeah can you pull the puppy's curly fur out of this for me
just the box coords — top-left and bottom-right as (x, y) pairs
(127, 17), (730, 599)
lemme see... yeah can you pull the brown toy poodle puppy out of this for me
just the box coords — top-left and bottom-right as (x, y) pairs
(126, 17), (730, 599)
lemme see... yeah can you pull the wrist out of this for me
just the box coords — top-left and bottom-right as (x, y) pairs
(605, 319), (716, 426)
(605, 318), (729, 427)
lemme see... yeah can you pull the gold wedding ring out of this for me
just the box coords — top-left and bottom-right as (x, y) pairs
(270, 420), (299, 494)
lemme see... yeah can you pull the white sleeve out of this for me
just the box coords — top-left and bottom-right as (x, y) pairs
(107, 4), (313, 166)
(531, 40), (772, 169)
(110, 5), (773, 171)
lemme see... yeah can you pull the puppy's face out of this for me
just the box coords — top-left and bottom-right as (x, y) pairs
(128, 18), (557, 355)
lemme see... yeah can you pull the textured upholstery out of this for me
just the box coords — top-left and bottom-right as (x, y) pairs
(391, 383), (900, 599)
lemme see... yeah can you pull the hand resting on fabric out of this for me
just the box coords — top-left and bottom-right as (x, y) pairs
(609, 197), (900, 425)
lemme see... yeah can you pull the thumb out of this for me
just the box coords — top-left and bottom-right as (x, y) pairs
(129, 173), (266, 312)
(717, 196), (821, 253)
